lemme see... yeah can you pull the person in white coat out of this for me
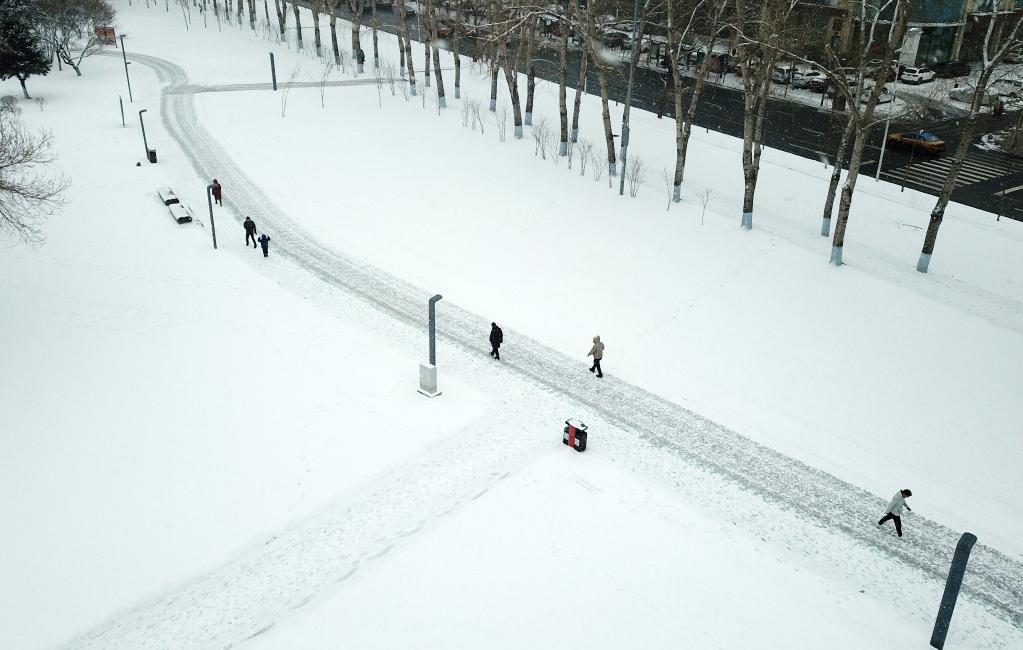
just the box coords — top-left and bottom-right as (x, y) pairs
(878, 489), (913, 537)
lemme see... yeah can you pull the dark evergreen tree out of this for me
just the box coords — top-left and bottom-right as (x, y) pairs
(0, 0), (52, 99)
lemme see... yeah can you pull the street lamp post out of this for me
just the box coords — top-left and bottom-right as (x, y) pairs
(120, 35), (133, 103)
(876, 112), (892, 181)
(418, 294), (444, 398)
(138, 109), (150, 161)
(618, 0), (648, 196)
(206, 184), (218, 250)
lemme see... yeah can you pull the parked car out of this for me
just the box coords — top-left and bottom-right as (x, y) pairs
(1003, 48), (1023, 64)
(887, 130), (946, 155)
(771, 63), (795, 84)
(900, 66), (936, 84)
(792, 69), (826, 89)
(861, 86), (895, 103)
(374, 0), (394, 10)
(992, 77), (1023, 98)
(949, 83), (999, 105)
(932, 60), (971, 78)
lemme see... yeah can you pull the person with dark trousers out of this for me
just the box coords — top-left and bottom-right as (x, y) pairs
(211, 179), (223, 206)
(243, 216), (257, 248)
(489, 322), (503, 360)
(587, 335), (604, 378)
(258, 233), (271, 258)
(878, 489), (913, 537)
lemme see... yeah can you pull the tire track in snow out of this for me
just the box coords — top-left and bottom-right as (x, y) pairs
(66, 53), (1022, 647)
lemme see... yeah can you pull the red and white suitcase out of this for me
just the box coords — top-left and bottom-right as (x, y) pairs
(562, 418), (588, 452)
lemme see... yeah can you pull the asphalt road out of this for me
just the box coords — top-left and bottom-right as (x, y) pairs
(320, 4), (1023, 221)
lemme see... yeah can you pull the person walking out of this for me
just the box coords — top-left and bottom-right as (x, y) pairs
(211, 179), (223, 206)
(878, 489), (913, 537)
(587, 335), (604, 378)
(243, 216), (257, 248)
(257, 233), (271, 258)
(489, 322), (504, 360)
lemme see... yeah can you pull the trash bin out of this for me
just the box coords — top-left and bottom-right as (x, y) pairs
(148, 148), (157, 163)
(562, 418), (588, 452)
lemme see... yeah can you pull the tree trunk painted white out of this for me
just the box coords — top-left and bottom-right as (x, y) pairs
(427, 0), (445, 108)
(274, 0), (287, 35)
(571, 44), (587, 142)
(350, 0), (363, 63)
(524, 14), (538, 126)
(557, 0), (576, 155)
(329, 2), (341, 64)
(292, 2), (303, 48)
(312, 1), (322, 56)
(821, 115), (855, 237)
(918, 14), (1022, 272)
(397, 0), (417, 94)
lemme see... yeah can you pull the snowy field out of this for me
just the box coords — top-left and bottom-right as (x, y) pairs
(2, 1), (1022, 649)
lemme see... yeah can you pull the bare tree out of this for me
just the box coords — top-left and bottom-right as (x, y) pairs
(523, 12), (539, 125)
(570, 28), (588, 142)
(825, 0), (908, 265)
(496, 104), (508, 141)
(311, 0), (323, 56)
(697, 186), (713, 225)
(0, 113), (69, 243)
(274, 0), (288, 37)
(39, 0), (116, 77)
(293, 0), (303, 48)
(397, 0), (418, 95)
(557, 0), (578, 154)
(626, 157), (646, 197)
(426, 0), (447, 108)
(327, 0), (342, 64)
(583, 0), (618, 175)
(349, 0), (364, 59)
(917, 8), (1023, 273)
(280, 65), (301, 116)
(578, 139), (593, 176)
(319, 58), (332, 107)
(667, 0), (729, 202)
(731, 0), (799, 229)
(371, 0), (381, 67)
(494, 0), (524, 138)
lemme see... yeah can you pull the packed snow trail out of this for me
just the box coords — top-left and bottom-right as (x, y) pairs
(68, 53), (1023, 648)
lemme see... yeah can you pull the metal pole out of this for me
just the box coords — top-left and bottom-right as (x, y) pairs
(270, 52), (278, 91)
(119, 95), (125, 127)
(428, 294), (443, 366)
(138, 109), (150, 160)
(618, 0), (644, 196)
(206, 184), (218, 250)
(120, 35), (133, 103)
(930, 533), (977, 649)
(876, 116), (891, 181)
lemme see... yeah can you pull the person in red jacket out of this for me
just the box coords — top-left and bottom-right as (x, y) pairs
(211, 179), (223, 206)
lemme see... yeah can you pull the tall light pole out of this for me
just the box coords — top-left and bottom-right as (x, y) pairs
(120, 35), (133, 103)
(875, 107), (892, 182)
(618, 0), (648, 196)
(138, 109), (150, 161)
(206, 184), (219, 250)
(418, 294), (444, 398)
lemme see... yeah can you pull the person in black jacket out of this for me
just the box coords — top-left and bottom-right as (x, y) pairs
(257, 233), (271, 258)
(489, 322), (504, 360)
(243, 216), (257, 248)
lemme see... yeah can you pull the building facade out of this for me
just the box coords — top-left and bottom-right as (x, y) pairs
(799, 0), (1023, 65)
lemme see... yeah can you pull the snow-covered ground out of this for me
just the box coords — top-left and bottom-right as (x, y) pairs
(2, 2), (1022, 648)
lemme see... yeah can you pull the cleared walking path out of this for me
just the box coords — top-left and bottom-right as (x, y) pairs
(67, 52), (1022, 649)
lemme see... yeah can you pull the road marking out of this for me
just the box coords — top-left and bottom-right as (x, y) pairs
(998, 183), (1023, 194)
(801, 127), (823, 135)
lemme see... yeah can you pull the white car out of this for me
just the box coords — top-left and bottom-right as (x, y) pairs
(860, 87), (895, 104)
(949, 83), (999, 105)
(792, 70), (825, 89)
(992, 77), (1023, 98)
(900, 66), (936, 84)
(1003, 48), (1023, 64)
